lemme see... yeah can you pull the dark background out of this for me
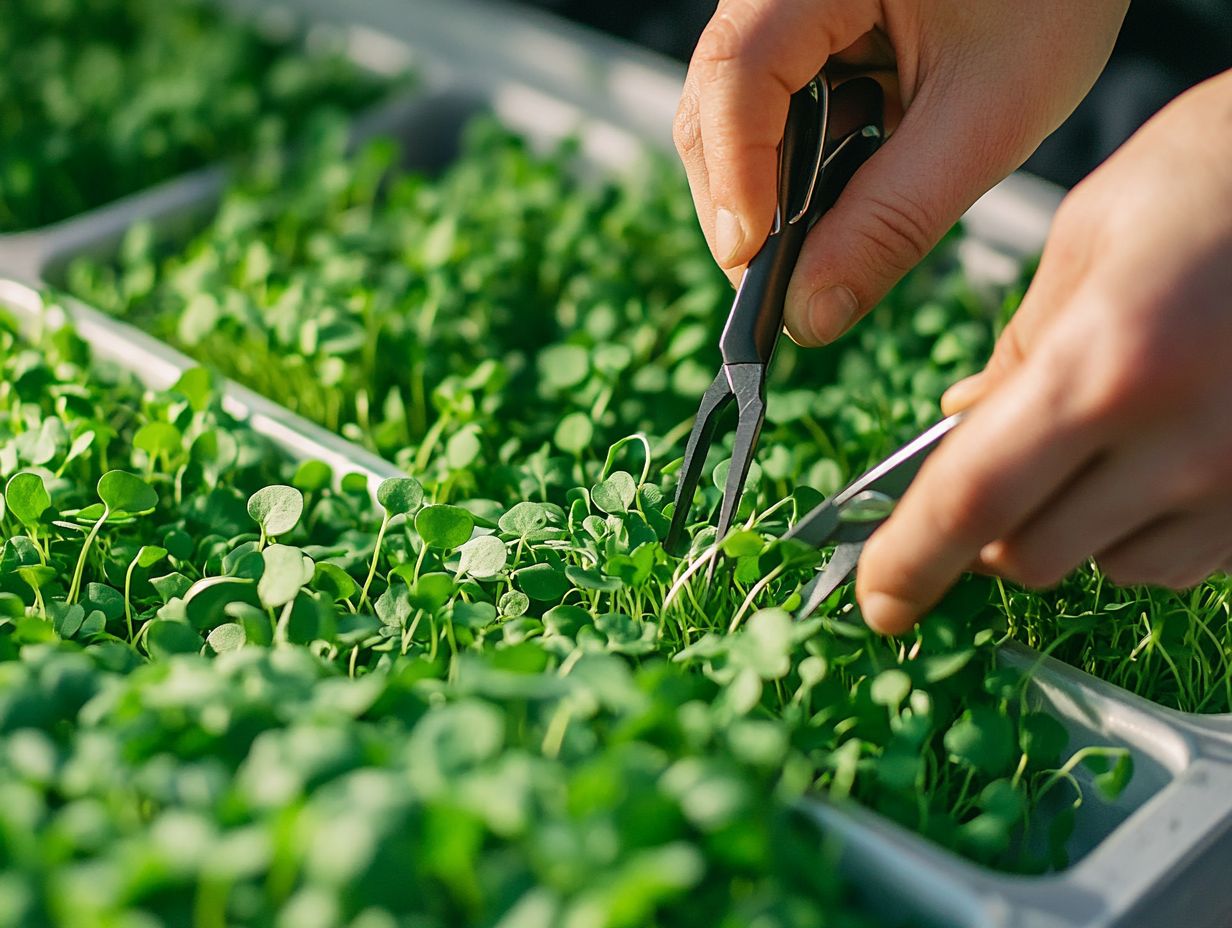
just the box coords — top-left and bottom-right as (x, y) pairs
(516, 0), (1232, 188)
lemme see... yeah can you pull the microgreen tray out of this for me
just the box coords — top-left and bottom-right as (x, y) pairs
(0, 0), (420, 252)
(4, 0), (1232, 926)
(4, 269), (1232, 928)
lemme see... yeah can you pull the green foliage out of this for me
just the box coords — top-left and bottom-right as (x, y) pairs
(6, 107), (1207, 926)
(0, 0), (390, 231)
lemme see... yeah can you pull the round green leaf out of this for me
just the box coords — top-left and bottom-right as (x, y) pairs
(456, 535), (507, 579)
(450, 601), (497, 629)
(1089, 750), (1134, 800)
(409, 572), (456, 611)
(247, 485), (304, 537)
(146, 620), (203, 659)
(1018, 712), (1068, 767)
(742, 608), (794, 680)
(133, 421), (181, 459)
(258, 544), (315, 609)
(293, 460), (333, 493)
(97, 470), (158, 515)
(565, 565), (622, 592)
(498, 502), (549, 537)
(591, 471), (637, 514)
(498, 590), (530, 618)
(720, 530), (765, 559)
(184, 577), (258, 630)
(515, 563), (570, 602)
(313, 563), (359, 603)
(173, 367), (214, 412)
(944, 707), (1015, 776)
(554, 412), (593, 454)
(17, 565), (55, 592)
(6, 472), (50, 527)
(134, 545), (168, 570)
(415, 504), (474, 549)
(377, 477), (424, 516)
(207, 623), (247, 654)
(446, 426), (482, 470)
(537, 344), (590, 390)
(712, 458), (763, 494)
(870, 669), (912, 709)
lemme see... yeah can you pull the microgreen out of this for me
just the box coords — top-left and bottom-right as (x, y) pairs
(6, 100), (1215, 926)
(0, 0), (391, 231)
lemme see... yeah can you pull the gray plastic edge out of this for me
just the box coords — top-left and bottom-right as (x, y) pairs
(0, 278), (402, 496)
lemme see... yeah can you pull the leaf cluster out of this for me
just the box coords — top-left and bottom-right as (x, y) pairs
(0, 0), (390, 231)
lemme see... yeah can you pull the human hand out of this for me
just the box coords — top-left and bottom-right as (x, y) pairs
(856, 70), (1232, 635)
(674, 0), (1127, 345)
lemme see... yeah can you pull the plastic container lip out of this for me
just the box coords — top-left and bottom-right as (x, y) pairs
(7, 1), (1232, 925)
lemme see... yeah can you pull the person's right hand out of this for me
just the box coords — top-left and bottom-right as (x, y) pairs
(674, 0), (1129, 346)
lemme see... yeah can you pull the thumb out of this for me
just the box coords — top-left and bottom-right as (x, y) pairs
(784, 84), (1029, 347)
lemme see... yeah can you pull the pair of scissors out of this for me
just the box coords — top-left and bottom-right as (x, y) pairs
(665, 69), (968, 615)
(665, 69), (887, 559)
(783, 413), (963, 619)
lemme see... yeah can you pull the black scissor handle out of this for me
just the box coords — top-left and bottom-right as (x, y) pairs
(719, 74), (885, 366)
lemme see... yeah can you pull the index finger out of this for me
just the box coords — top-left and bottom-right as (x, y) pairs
(854, 352), (1102, 634)
(691, 0), (880, 267)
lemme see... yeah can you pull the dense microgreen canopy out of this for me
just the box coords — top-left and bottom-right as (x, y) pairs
(0, 0), (390, 231)
(0, 300), (1133, 925)
(7, 102), (1226, 927)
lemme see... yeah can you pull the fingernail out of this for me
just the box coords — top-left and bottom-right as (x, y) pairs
(714, 208), (746, 267)
(941, 372), (986, 414)
(860, 591), (919, 636)
(804, 286), (859, 345)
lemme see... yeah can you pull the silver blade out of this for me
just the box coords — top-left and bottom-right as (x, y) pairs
(782, 495), (841, 547)
(793, 540), (863, 619)
(784, 413), (965, 550)
(664, 369), (735, 553)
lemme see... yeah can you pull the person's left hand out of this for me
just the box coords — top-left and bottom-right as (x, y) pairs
(855, 69), (1232, 635)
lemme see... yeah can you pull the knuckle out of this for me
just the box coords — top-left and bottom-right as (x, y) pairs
(692, 12), (750, 69)
(1050, 186), (1095, 243)
(851, 191), (937, 275)
(1067, 320), (1159, 428)
(672, 94), (702, 158)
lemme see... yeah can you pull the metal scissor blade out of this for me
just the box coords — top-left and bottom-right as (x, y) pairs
(713, 362), (767, 549)
(665, 370), (735, 553)
(794, 541), (863, 619)
(784, 413), (965, 617)
(782, 494), (842, 548)
(833, 413), (965, 507)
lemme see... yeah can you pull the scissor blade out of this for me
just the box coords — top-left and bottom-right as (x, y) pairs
(794, 540), (863, 619)
(713, 362), (767, 548)
(782, 495), (842, 548)
(665, 370), (736, 553)
(783, 413), (964, 551)
(834, 413), (964, 507)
